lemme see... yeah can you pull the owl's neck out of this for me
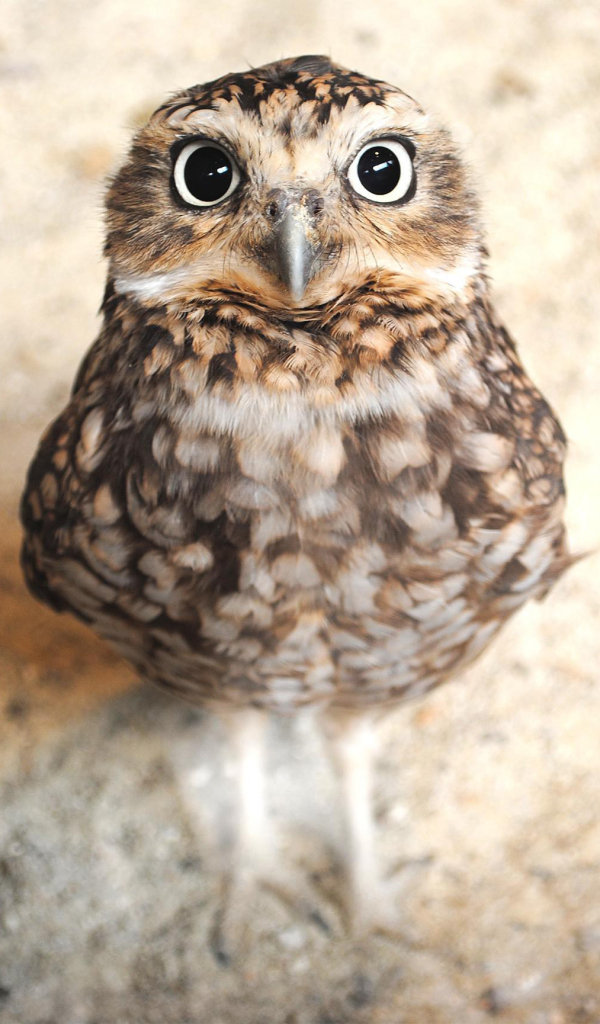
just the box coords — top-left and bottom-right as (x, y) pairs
(99, 274), (493, 438)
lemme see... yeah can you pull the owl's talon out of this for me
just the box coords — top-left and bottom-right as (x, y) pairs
(347, 868), (422, 941)
(210, 855), (340, 964)
(210, 866), (256, 966)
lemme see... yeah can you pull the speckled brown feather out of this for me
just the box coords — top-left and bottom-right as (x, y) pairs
(21, 56), (570, 711)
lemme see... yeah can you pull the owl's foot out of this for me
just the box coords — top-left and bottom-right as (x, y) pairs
(210, 709), (339, 964)
(345, 858), (425, 940)
(210, 842), (339, 965)
(326, 709), (423, 942)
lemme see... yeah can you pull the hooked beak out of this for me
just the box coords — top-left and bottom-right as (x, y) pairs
(267, 196), (323, 304)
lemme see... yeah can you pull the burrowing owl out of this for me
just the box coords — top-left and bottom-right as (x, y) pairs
(21, 55), (570, 944)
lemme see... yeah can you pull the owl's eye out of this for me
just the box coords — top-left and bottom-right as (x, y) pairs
(348, 139), (414, 204)
(173, 140), (241, 207)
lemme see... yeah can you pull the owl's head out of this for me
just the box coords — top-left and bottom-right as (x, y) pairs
(106, 56), (481, 316)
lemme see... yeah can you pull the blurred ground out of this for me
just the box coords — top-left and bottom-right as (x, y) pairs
(1, 1), (599, 1021)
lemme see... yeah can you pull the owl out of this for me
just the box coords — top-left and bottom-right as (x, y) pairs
(21, 55), (570, 952)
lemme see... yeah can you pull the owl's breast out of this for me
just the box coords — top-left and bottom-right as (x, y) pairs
(21, 366), (568, 711)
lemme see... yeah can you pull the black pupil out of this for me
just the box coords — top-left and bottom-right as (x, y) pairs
(183, 146), (233, 203)
(357, 145), (401, 196)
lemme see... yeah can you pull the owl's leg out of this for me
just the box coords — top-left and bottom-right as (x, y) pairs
(228, 706), (270, 866)
(211, 707), (269, 959)
(213, 707), (337, 962)
(327, 708), (415, 937)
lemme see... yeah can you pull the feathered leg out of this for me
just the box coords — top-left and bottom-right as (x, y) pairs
(326, 708), (415, 936)
(213, 707), (336, 961)
(211, 707), (269, 960)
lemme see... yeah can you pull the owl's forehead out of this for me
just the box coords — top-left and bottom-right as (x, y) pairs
(151, 57), (427, 172)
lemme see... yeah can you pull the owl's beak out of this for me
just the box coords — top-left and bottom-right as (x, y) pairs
(270, 203), (321, 304)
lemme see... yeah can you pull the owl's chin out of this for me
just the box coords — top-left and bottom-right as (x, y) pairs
(227, 266), (476, 318)
(112, 260), (344, 316)
(112, 254), (478, 320)
(225, 252), (480, 314)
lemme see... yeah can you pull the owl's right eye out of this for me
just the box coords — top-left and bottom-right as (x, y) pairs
(173, 140), (241, 207)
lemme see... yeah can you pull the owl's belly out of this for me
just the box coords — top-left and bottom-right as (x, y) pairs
(22, 395), (566, 712)
(61, 501), (545, 712)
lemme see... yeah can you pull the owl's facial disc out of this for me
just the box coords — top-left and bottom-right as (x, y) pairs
(107, 58), (482, 311)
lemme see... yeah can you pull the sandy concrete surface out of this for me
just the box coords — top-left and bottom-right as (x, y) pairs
(1, 1), (599, 1020)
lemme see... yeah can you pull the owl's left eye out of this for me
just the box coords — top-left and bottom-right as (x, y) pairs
(173, 140), (241, 207)
(348, 139), (414, 204)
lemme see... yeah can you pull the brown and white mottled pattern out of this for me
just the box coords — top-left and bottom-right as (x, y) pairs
(21, 56), (570, 712)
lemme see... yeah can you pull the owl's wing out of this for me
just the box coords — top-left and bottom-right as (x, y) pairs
(461, 319), (573, 603)
(20, 333), (243, 639)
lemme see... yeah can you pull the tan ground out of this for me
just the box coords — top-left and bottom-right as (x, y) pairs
(1, 1), (599, 1021)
